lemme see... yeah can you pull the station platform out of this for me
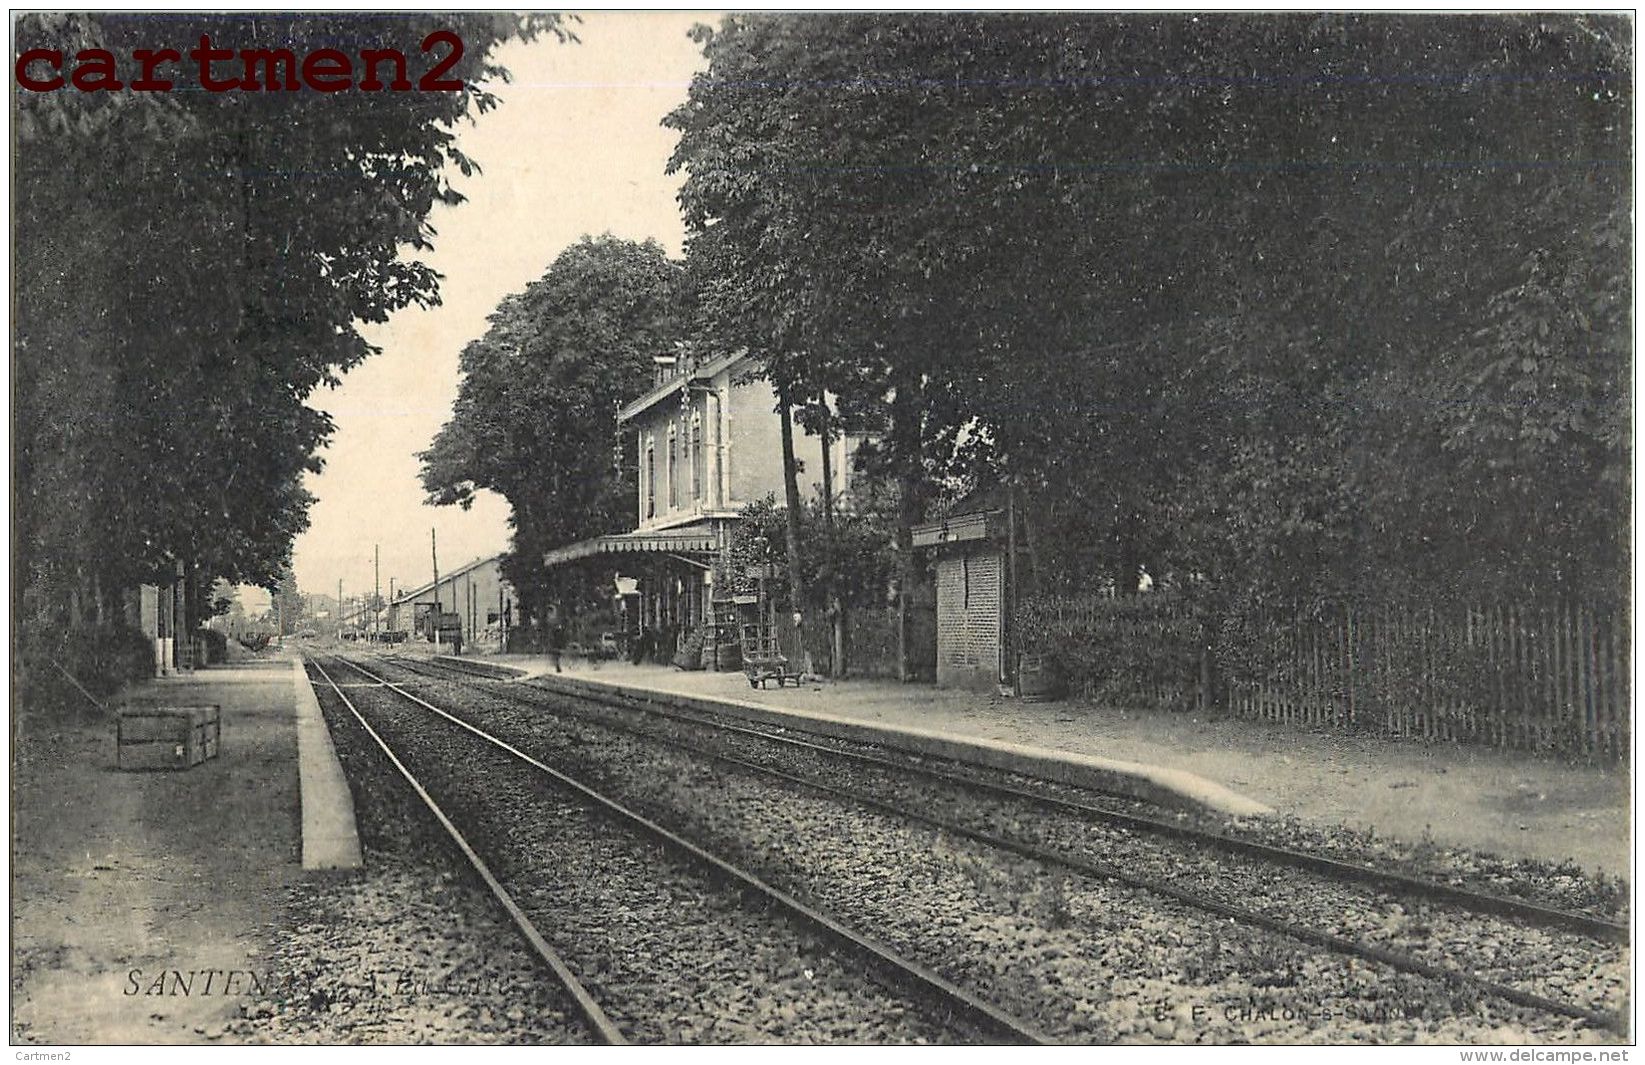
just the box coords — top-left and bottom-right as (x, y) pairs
(447, 651), (1631, 877)
(11, 654), (359, 1044)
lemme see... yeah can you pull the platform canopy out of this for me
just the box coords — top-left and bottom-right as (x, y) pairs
(541, 523), (720, 568)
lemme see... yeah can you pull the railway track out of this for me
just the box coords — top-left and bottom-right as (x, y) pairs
(515, 671), (1626, 935)
(390, 653), (1625, 934)
(308, 652), (1052, 1045)
(308, 656), (624, 1044)
(361, 650), (1627, 1037)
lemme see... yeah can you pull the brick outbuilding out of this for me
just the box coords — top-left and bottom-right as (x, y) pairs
(912, 502), (1009, 692)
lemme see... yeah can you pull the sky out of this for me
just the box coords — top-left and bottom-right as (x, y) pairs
(290, 12), (712, 605)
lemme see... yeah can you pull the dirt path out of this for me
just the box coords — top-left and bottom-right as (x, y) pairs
(11, 661), (302, 1044)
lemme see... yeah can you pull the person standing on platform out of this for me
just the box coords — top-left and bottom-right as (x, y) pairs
(549, 618), (566, 673)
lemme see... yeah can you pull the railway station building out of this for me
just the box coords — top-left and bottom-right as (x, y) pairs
(540, 350), (855, 664)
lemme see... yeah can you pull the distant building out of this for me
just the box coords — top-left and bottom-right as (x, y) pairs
(386, 553), (514, 652)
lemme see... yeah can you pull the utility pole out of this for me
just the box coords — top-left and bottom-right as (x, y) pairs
(337, 578), (343, 640)
(389, 577), (396, 634)
(431, 528), (441, 651)
(374, 545), (381, 642)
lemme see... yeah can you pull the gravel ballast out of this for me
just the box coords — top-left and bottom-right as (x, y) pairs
(312, 657), (1014, 1044)
(349, 655), (1623, 1044)
(511, 668), (1629, 923)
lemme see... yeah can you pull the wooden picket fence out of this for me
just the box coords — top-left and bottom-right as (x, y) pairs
(1019, 594), (1630, 760)
(1225, 602), (1630, 759)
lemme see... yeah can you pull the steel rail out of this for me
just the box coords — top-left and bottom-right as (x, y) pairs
(305, 657), (628, 1046)
(327, 653), (1054, 1046)
(374, 656), (1624, 1034)
(503, 669), (1628, 945)
(574, 706), (1628, 1032)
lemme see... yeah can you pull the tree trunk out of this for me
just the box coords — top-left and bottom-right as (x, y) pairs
(1005, 478), (1017, 690)
(1020, 496), (1042, 595)
(1113, 502), (1141, 597)
(831, 598), (847, 678)
(776, 385), (813, 674)
(1198, 617), (1220, 714)
(68, 565), (86, 628)
(819, 417), (847, 678)
(891, 377), (923, 682)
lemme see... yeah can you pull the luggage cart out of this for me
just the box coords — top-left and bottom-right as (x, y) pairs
(736, 583), (802, 689)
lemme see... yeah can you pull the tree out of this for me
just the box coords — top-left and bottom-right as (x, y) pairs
(269, 569), (307, 637)
(419, 236), (689, 622)
(14, 13), (567, 636)
(668, 16), (986, 678)
(668, 12), (1630, 637)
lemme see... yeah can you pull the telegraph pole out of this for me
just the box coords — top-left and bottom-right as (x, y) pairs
(431, 528), (441, 651)
(374, 545), (381, 642)
(337, 579), (343, 640)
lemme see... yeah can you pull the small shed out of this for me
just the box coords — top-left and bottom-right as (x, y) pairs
(912, 496), (1009, 692)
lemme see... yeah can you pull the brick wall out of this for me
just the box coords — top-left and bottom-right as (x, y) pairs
(935, 545), (1003, 690)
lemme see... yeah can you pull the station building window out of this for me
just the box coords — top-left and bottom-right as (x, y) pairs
(667, 425), (679, 510)
(645, 439), (655, 518)
(690, 412), (703, 501)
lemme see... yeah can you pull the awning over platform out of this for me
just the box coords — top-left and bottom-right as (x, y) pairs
(542, 524), (720, 568)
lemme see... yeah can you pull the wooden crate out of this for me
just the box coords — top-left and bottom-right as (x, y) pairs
(117, 705), (221, 771)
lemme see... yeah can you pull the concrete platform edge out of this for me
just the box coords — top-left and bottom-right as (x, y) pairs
(292, 657), (363, 870)
(526, 671), (1274, 818)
